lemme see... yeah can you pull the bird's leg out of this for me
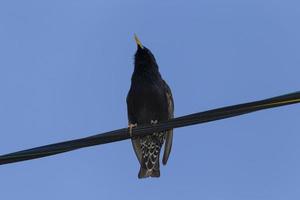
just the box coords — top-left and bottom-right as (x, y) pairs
(150, 120), (158, 125)
(151, 120), (164, 144)
(151, 120), (158, 136)
(128, 123), (137, 137)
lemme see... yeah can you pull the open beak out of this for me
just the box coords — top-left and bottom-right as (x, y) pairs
(134, 34), (144, 49)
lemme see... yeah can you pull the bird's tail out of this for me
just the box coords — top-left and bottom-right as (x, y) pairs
(138, 155), (161, 178)
(138, 166), (160, 178)
(137, 132), (163, 178)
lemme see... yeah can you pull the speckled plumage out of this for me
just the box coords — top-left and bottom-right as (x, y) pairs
(127, 36), (174, 178)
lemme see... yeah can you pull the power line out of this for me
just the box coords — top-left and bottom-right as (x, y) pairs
(0, 91), (299, 165)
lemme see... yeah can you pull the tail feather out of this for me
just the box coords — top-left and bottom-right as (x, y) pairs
(138, 167), (160, 178)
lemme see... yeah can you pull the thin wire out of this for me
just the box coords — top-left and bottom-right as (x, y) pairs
(0, 91), (299, 165)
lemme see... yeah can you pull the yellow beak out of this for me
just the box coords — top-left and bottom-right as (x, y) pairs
(134, 34), (144, 49)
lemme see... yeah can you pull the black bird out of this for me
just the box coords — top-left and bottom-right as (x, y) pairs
(127, 35), (174, 178)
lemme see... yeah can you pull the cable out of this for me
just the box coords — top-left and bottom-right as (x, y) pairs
(0, 91), (299, 165)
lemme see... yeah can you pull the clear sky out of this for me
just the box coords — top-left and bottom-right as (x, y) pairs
(0, 0), (299, 199)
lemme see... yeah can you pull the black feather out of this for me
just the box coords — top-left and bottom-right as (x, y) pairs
(127, 43), (174, 178)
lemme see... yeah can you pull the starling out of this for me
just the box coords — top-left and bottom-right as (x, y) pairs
(127, 35), (174, 178)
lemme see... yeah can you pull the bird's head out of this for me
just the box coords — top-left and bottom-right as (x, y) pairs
(134, 34), (158, 69)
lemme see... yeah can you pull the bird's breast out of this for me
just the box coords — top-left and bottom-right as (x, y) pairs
(128, 81), (168, 123)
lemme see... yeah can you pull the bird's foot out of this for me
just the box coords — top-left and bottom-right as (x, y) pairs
(150, 120), (158, 135)
(128, 123), (137, 137)
(150, 120), (158, 125)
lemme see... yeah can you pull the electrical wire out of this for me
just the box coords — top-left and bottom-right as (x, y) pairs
(0, 91), (299, 165)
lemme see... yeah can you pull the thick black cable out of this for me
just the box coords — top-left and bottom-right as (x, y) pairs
(0, 91), (299, 165)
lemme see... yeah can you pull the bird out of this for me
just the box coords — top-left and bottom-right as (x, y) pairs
(127, 34), (174, 178)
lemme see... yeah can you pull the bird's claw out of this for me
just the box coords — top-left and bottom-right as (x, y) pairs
(151, 120), (158, 124)
(128, 123), (137, 137)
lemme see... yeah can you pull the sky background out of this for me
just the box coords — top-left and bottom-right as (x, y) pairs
(0, 0), (299, 199)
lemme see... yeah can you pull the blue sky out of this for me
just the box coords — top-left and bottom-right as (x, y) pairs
(0, 0), (299, 199)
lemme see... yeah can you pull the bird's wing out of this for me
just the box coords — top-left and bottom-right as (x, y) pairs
(131, 137), (143, 165)
(162, 80), (174, 165)
(127, 93), (143, 165)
